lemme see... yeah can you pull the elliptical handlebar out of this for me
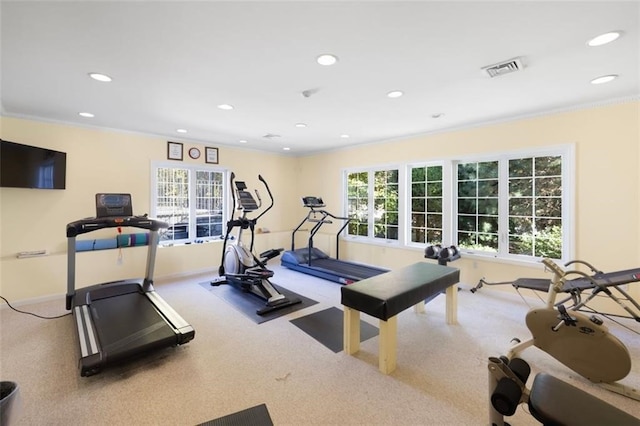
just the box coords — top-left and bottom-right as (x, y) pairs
(254, 174), (274, 222)
(229, 172), (237, 214)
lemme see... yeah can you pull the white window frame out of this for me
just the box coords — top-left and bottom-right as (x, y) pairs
(405, 161), (453, 248)
(454, 144), (575, 263)
(341, 144), (575, 265)
(343, 165), (405, 246)
(151, 161), (229, 246)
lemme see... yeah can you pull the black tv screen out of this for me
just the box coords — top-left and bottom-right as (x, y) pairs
(0, 139), (67, 189)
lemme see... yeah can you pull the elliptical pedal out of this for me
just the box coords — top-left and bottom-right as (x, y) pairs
(260, 248), (284, 262)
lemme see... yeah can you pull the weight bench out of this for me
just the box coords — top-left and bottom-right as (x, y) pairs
(341, 262), (460, 374)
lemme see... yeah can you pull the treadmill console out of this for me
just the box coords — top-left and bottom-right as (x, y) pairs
(302, 196), (325, 208)
(96, 193), (133, 217)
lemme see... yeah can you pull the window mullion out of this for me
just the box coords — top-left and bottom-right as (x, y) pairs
(189, 169), (196, 240)
(499, 158), (509, 255)
(367, 170), (376, 238)
(442, 161), (453, 245)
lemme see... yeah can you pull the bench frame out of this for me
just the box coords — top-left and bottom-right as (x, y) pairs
(341, 262), (459, 374)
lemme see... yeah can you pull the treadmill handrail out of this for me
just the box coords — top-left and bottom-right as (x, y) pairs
(67, 216), (168, 237)
(290, 200), (352, 261)
(66, 217), (167, 310)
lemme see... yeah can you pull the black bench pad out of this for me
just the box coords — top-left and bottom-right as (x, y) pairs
(529, 373), (640, 425)
(341, 262), (460, 321)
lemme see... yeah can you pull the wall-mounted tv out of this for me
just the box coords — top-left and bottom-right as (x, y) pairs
(0, 139), (67, 189)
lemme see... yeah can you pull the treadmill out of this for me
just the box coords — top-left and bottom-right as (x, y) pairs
(280, 196), (388, 284)
(66, 193), (195, 376)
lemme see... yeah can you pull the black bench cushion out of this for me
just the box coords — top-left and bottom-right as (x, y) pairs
(340, 262), (459, 321)
(529, 373), (640, 426)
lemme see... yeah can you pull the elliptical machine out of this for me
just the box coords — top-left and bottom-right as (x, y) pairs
(211, 173), (301, 315)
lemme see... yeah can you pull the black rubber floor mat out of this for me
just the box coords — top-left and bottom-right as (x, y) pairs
(198, 403), (273, 426)
(199, 281), (317, 324)
(290, 306), (379, 353)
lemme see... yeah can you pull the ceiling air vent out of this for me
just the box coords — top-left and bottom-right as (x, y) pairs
(481, 57), (524, 78)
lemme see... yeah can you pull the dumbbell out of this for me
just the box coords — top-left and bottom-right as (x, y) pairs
(424, 244), (442, 260)
(439, 245), (460, 261)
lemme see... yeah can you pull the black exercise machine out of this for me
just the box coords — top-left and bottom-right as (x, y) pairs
(211, 174), (301, 315)
(280, 196), (388, 284)
(487, 356), (640, 425)
(66, 194), (195, 376)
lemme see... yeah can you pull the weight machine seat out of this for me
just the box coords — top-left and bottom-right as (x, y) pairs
(529, 373), (640, 426)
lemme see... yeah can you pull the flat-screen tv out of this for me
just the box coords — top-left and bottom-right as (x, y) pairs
(0, 139), (67, 189)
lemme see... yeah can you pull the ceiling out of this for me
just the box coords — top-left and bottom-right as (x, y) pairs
(1, 1), (638, 156)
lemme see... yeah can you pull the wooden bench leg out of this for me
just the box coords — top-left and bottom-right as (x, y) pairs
(414, 286), (457, 323)
(446, 284), (458, 324)
(344, 306), (360, 355)
(379, 316), (398, 374)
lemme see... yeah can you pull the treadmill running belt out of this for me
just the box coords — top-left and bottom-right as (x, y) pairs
(305, 258), (386, 280)
(91, 292), (177, 362)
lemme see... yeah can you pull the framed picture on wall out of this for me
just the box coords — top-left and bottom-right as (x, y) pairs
(167, 141), (183, 161)
(205, 147), (219, 164)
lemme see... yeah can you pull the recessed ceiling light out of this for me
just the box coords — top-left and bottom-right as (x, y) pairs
(590, 74), (618, 85)
(587, 31), (621, 47)
(88, 73), (112, 82)
(176, 129), (188, 133)
(316, 54), (338, 66)
(283, 147), (291, 151)
(239, 140), (247, 144)
(340, 134), (350, 139)
(387, 90), (404, 98)
(217, 104), (234, 110)
(78, 112), (94, 118)
(295, 123), (307, 128)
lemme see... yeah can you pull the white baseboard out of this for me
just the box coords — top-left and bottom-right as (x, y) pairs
(1, 268), (217, 308)
(0, 293), (65, 309)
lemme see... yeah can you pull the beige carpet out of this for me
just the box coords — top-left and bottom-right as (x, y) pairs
(1, 265), (639, 425)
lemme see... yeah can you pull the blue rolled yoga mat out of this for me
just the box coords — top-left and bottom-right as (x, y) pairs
(76, 238), (118, 252)
(93, 238), (118, 250)
(77, 233), (149, 252)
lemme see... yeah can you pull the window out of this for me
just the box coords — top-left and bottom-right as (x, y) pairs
(343, 145), (573, 263)
(456, 160), (500, 251)
(508, 156), (563, 258)
(152, 163), (226, 244)
(373, 170), (399, 240)
(410, 164), (444, 244)
(455, 148), (571, 261)
(347, 172), (369, 237)
(346, 168), (400, 241)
